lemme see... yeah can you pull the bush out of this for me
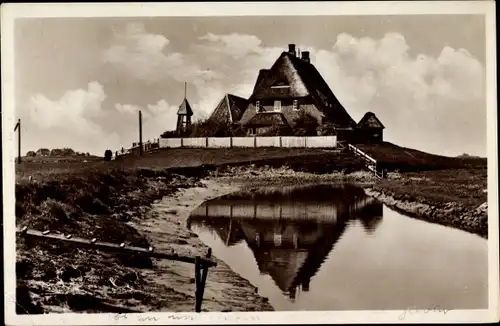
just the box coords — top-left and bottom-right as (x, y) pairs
(26, 151), (36, 157)
(293, 112), (319, 136)
(317, 122), (337, 136)
(104, 150), (113, 161)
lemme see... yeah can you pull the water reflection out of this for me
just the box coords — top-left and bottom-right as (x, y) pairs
(188, 184), (383, 300)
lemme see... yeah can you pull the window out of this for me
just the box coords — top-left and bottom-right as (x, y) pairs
(274, 100), (281, 112)
(271, 80), (290, 88)
(255, 101), (260, 112)
(292, 99), (299, 111)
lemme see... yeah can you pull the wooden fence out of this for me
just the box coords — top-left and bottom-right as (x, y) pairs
(159, 136), (337, 149)
(17, 227), (215, 312)
(348, 144), (385, 178)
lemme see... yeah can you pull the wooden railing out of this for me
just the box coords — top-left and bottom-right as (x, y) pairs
(348, 144), (384, 178)
(17, 227), (215, 312)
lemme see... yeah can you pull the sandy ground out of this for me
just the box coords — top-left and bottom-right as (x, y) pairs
(128, 180), (273, 312)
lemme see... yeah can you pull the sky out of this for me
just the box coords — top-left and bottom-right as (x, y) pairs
(14, 15), (487, 156)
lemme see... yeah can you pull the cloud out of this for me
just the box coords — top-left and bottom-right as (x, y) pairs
(309, 32), (486, 156)
(103, 22), (190, 84)
(25, 25), (485, 157)
(27, 82), (121, 154)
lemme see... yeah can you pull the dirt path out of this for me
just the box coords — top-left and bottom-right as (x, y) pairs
(129, 180), (273, 312)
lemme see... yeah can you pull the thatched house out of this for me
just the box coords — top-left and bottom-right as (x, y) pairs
(204, 43), (385, 142)
(239, 44), (357, 139)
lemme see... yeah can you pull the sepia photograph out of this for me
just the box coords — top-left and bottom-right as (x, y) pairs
(2, 1), (498, 325)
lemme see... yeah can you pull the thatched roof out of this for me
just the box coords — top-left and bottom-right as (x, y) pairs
(227, 94), (248, 122)
(249, 52), (356, 128)
(246, 112), (290, 127)
(208, 94), (248, 124)
(177, 98), (193, 116)
(357, 112), (385, 129)
(253, 69), (270, 93)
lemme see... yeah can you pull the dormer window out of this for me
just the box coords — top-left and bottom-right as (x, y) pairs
(292, 99), (299, 111)
(274, 100), (281, 112)
(271, 80), (290, 89)
(255, 101), (260, 112)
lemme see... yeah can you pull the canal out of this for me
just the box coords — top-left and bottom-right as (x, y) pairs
(187, 184), (488, 311)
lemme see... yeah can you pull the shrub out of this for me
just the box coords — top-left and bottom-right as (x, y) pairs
(317, 122), (337, 136)
(104, 150), (113, 161)
(293, 112), (319, 136)
(26, 151), (36, 157)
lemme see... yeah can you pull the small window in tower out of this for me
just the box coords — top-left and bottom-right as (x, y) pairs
(292, 100), (299, 111)
(274, 100), (281, 112)
(256, 101), (260, 112)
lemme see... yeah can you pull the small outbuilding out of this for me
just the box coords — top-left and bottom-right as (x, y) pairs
(355, 112), (385, 143)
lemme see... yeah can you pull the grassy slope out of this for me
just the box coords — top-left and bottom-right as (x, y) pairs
(15, 166), (210, 313)
(354, 142), (487, 171)
(370, 168), (488, 237)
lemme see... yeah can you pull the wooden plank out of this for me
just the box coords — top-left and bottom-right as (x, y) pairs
(17, 228), (217, 268)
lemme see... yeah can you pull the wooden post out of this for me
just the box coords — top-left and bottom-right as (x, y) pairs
(139, 111), (143, 156)
(194, 256), (202, 312)
(194, 248), (212, 313)
(15, 119), (21, 164)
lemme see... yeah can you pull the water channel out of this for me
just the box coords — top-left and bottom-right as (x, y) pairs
(187, 184), (488, 311)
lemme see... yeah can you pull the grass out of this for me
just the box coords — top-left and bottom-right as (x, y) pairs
(371, 168), (488, 238)
(15, 165), (210, 314)
(374, 168), (488, 210)
(354, 142), (487, 171)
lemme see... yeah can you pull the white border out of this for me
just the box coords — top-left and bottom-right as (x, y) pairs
(2, 1), (498, 325)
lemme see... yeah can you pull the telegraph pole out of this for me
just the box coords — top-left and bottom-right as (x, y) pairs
(139, 110), (143, 156)
(14, 119), (21, 164)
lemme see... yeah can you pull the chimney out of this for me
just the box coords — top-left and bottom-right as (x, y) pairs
(288, 43), (296, 57)
(301, 51), (310, 63)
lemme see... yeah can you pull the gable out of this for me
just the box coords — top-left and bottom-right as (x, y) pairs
(208, 94), (249, 124)
(357, 112), (385, 129)
(177, 98), (193, 116)
(250, 54), (309, 100)
(248, 52), (356, 129)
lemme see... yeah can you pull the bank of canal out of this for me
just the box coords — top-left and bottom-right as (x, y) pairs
(186, 182), (488, 311)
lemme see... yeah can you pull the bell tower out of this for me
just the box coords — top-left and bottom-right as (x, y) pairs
(176, 82), (193, 134)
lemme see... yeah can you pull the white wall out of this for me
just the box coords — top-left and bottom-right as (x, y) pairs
(256, 136), (281, 147)
(208, 137), (231, 148)
(159, 136), (337, 149)
(159, 138), (182, 148)
(281, 136), (306, 148)
(306, 136), (337, 148)
(232, 137), (255, 147)
(183, 137), (207, 148)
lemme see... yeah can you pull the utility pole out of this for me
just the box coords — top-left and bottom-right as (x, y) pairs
(14, 119), (21, 164)
(139, 110), (143, 156)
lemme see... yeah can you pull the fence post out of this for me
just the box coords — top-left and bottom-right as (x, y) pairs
(194, 252), (211, 313)
(181, 138), (184, 148)
(279, 136), (282, 148)
(230, 137), (233, 148)
(205, 137), (209, 148)
(254, 136), (257, 148)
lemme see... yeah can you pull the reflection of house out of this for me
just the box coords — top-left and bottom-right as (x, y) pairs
(188, 185), (383, 300)
(205, 44), (385, 142)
